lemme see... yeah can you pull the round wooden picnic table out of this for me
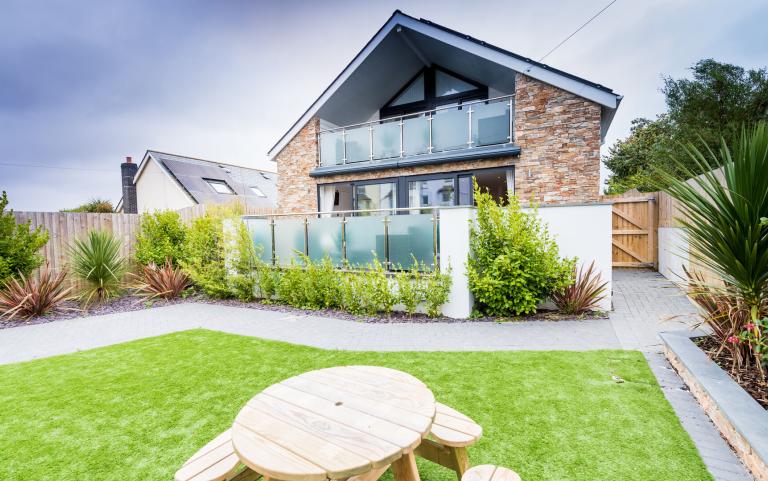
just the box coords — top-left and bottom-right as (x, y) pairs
(231, 365), (437, 481)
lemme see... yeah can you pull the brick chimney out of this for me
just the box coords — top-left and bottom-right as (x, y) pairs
(121, 156), (138, 214)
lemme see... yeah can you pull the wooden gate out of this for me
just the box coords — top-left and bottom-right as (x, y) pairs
(611, 196), (657, 268)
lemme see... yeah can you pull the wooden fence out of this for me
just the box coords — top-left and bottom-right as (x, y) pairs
(13, 204), (275, 287)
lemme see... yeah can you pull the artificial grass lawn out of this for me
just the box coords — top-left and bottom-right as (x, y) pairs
(0, 329), (711, 481)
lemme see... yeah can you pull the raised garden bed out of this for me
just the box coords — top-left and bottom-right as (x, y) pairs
(0, 293), (608, 330)
(662, 331), (768, 481)
(696, 336), (768, 409)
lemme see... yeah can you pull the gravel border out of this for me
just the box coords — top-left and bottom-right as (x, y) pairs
(1, 293), (607, 329)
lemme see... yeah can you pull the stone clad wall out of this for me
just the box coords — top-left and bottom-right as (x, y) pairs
(274, 75), (603, 212)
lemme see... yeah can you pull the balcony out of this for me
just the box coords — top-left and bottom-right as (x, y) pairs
(316, 95), (516, 174)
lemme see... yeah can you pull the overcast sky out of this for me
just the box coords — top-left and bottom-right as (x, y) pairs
(1, 0), (766, 211)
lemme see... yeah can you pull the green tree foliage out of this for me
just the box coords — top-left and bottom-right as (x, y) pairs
(61, 199), (114, 213)
(134, 211), (187, 267)
(0, 191), (49, 284)
(467, 185), (574, 316)
(604, 59), (768, 193)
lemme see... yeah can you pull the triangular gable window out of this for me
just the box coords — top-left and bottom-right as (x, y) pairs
(389, 73), (425, 106)
(435, 70), (476, 96)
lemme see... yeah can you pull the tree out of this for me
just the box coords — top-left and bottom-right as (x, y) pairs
(604, 59), (768, 193)
(62, 198), (114, 213)
(0, 191), (49, 284)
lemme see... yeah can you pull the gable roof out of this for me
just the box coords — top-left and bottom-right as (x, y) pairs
(135, 150), (278, 208)
(268, 10), (622, 160)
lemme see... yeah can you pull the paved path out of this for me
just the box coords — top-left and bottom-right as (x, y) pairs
(0, 269), (753, 480)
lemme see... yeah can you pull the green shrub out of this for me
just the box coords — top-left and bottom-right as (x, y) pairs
(135, 211), (187, 267)
(276, 260), (305, 306)
(302, 256), (340, 310)
(180, 216), (230, 298)
(467, 184), (574, 316)
(369, 258), (396, 314)
(228, 222), (259, 302)
(395, 262), (424, 315)
(69, 230), (126, 307)
(62, 198), (114, 213)
(0, 191), (49, 284)
(424, 266), (452, 317)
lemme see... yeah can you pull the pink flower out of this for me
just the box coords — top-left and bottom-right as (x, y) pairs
(745, 323), (756, 330)
(727, 336), (740, 344)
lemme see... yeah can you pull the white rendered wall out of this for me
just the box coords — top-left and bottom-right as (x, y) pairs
(658, 227), (689, 283)
(438, 207), (475, 319)
(136, 159), (194, 212)
(528, 203), (613, 311)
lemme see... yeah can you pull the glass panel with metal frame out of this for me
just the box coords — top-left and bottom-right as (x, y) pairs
(431, 105), (468, 152)
(472, 99), (511, 147)
(344, 125), (370, 163)
(387, 213), (435, 271)
(307, 217), (343, 266)
(345, 216), (386, 268)
(402, 114), (430, 156)
(319, 130), (344, 166)
(273, 219), (305, 266)
(372, 119), (401, 160)
(245, 217), (273, 263)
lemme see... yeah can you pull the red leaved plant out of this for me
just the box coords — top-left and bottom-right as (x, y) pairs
(132, 260), (191, 300)
(551, 261), (608, 315)
(0, 265), (76, 320)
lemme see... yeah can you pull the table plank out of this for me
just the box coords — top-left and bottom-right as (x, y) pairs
(305, 370), (435, 418)
(247, 395), (403, 467)
(231, 421), (326, 481)
(237, 404), (373, 478)
(348, 366), (425, 386)
(263, 383), (422, 450)
(174, 442), (239, 481)
(281, 376), (433, 435)
(433, 412), (482, 439)
(182, 429), (232, 467)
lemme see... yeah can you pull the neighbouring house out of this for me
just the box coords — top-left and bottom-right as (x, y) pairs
(117, 150), (278, 213)
(269, 10), (622, 213)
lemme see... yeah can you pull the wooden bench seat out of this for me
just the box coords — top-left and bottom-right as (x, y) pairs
(415, 402), (483, 480)
(462, 465), (521, 481)
(174, 429), (258, 481)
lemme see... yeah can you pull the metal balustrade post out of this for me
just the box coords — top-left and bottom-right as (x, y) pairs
(269, 218), (276, 266)
(432, 210), (439, 271)
(368, 124), (374, 161)
(467, 106), (473, 148)
(399, 119), (404, 158)
(427, 114), (433, 154)
(508, 97), (514, 143)
(383, 215), (391, 270)
(303, 217), (309, 257)
(341, 216), (347, 264)
(342, 129), (347, 164)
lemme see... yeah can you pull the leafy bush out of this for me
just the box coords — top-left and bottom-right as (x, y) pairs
(424, 267), (452, 317)
(62, 198), (114, 213)
(659, 122), (768, 378)
(180, 215), (229, 298)
(0, 265), (74, 320)
(467, 184), (574, 316)
(69, 230), (126, 306)
(395, 263), (424, 315)
(135, 211), (187, 267)
(0, 191), (49, 284)
(132, 260), (191, 300)
(551, 261), (608, 315)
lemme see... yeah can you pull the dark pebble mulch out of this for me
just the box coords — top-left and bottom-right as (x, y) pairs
(696, 336), (768, 410)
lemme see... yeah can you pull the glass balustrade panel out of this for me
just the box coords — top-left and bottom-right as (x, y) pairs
(245, 218), (273, 263)
(472, 100), (511, 147)
(307, 217), (343, 265)
(319, 131), (344, 166)
(345, 216), (386, 268)
(344, 125), (370, 163)
(432, 107), (468, 152)
(387, 213), (435, 270)
(372, 120), (401, 160)
(402, 115), (430, 156)
(273, 219), (305, 266)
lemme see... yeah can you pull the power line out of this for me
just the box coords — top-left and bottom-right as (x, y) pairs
(538, 0), (618, 63)
(0, 162), (113, 173)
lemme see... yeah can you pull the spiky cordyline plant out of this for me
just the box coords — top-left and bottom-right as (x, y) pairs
(658, 122), (768, 377)
(132, 260), (191, 300)
(551, 261), (608, 315)
(0, 265), (76, 320)
(69, 230), (126, 307)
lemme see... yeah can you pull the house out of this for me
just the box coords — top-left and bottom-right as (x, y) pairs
(117, 150), (278, 213)
(269, 10), (622, 213)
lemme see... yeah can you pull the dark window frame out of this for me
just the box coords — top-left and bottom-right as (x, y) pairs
(380, 66), (488, 119)
(203, 178), (236, 195)
(316, 166), (514, 212)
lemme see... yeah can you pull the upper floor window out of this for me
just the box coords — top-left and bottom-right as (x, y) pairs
(205, 179), (235, 195)
(381, 66), (487, 118)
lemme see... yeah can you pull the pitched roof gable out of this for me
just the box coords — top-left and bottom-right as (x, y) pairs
(268, 10), (622, 159)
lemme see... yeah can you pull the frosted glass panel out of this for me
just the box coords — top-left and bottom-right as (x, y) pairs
(307, 218), (343, 265)
(246, 218), (273, 263)
(274, 219), (305, 266)
(432, 107), (468, 152)
(390, 73), (424, 106)
(345, 216), (385, 267)
(472, 100), (510, 146)
(372, 121), (400, 160)
(388, 214), (435, 270)
(319, 131), (343, 166)
(402, 115), (429, 156)
(344, 125), (370, 163)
